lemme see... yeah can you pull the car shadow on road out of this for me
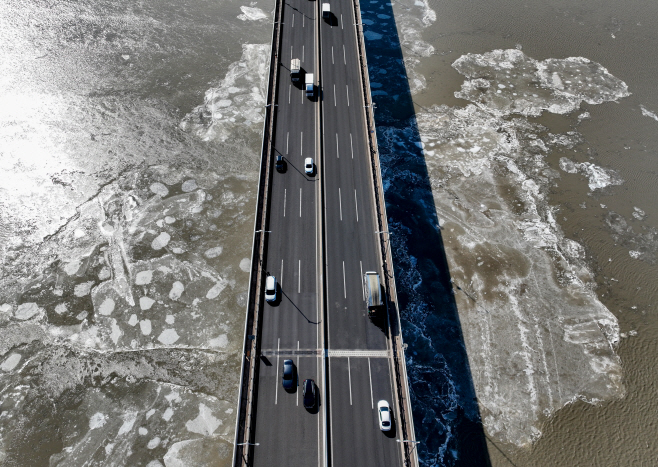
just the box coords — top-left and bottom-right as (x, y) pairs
(359, 2), (492, 465)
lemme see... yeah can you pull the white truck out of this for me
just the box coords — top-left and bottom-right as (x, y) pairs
(322, 3), (330, 19)
(290, 58), (301, 82)
(364, 272), (382, 318)
(305, 73), (314, 97)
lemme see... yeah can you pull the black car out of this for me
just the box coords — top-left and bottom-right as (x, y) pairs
(276, 155), (286, 173)
(302, 378), (316, 408)
(282, 359), (294, 389)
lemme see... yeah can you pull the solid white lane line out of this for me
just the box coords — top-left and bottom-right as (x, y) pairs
(342, 260), (346, 299)
(348, 357), (353, 405)
(333, 84), (336, 106)
(338, 188), (342, 221)
(286, 132), (289, 154)
(343, 45), (346, 65)
(299, 188), (302, 217)
(275, 337), (280, 404)
(284, 189), (287, 217)
(355, 189), (358, 222)
(336, 133), (339, 158)
(346, 85), (350, 107)
(360, 261), (364, 300)
(350, 133), (354, 159)
(298, 260), (301, 293)
(297, 341), (300, 406)
(301, 131), (303, 155)
(289, 84), (291, 104)
(332, 46), (334, 64)
(368, 358), (374, 409)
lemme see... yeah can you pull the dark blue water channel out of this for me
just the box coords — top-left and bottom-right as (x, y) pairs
(359, 2), (491, 465)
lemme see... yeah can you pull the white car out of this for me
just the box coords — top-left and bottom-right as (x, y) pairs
(377, 400), (391, 431)
(265, 275), (277, 303)
(304, 157), (314, 175)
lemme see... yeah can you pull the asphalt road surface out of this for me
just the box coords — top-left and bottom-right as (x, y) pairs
(251, 0), (403, 464)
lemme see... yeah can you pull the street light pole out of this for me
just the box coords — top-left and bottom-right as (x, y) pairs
(236, 442), (260, 446)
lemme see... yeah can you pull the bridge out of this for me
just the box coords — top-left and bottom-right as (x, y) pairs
(232, 0), (418, 465)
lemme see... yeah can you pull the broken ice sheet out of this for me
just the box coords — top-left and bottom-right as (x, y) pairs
(380, 99), (626, 447)
(0, 166), (254, 463)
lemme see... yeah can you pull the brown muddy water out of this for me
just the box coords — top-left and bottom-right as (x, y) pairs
(396, 0), (658, 464)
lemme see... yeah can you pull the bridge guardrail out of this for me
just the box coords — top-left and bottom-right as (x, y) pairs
(350, 0), (419, 465)
(231, 0), (284, 463)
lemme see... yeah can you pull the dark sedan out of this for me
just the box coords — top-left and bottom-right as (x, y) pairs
(302, 378), (316, 409)
(282, 359), (295, 390)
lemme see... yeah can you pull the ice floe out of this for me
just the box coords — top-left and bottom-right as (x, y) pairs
(453, 49), (630, 117)
(237, 6), (269, 21)
(180, 44), (270, 142)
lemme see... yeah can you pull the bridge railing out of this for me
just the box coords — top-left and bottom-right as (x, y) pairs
(350, 1), (419, 465)
(231, 0), (284, 463)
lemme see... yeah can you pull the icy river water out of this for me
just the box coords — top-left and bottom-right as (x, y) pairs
(1, 0), (657, 466)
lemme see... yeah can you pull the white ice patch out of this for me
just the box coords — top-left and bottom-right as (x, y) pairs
(181, 179), (198, 192)
(147, 437), (161, 449)
(140, 320), (152, 336)
(559, 157), (623, 191)
(158, 329), (180, 345)
(204, 246), (223, 259)
(140, 296), (155, 310)
(74, 281), (95, 297)
(640, 105), (658, 122)
(181, 44), (270, 142)
(453, 49), (630, 117)
(110, 319), (122, 344)
(185, 403), (221, 436)
(117, 412), (137, 436)
(150, 182), (169, 197)
(206, 278), (228, 299)
(98, 298), (115, 316)
(89, 412), (108, 429)
(14, 302), (43, 321)
(208, 334), (228, 349)
(237, 6), (269, 21)
(135, 270), (153, 285)
(239, 258), (251, 272)
(169, 281), (185, 300)
(162, 407), (174, 422)
(1, 353), (22, 372)
(151, 232), (171, 250)
(128, 314), (138, 326)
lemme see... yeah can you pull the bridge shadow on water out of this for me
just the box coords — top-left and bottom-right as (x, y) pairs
(358, 2), (492, 465)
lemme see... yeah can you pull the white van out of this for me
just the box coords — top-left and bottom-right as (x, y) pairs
(322, 3), (330, 18)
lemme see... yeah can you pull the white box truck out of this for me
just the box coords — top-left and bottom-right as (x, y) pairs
(322, 3), (330, 18)
(364, 271), (382, 317)
(305, 73), (314, 97)
(290, 58), (301, 82)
